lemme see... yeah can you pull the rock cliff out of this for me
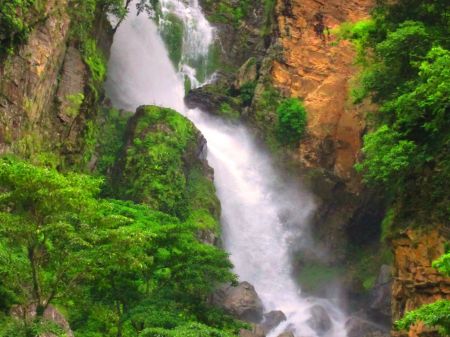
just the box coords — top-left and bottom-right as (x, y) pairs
(0, 0), (71, 155)
(0, 0), (112, 164)
(392, 228), (450, 337)
(273, 0), (374, 184)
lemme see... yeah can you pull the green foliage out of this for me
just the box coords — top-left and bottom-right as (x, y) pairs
(0, 156), (103, 314)
(0, 156), (236, 336)
(432, 249), (450, 277)
(207, 0), (251, 27)
(347, 0), (450, 224)
(239, 82), (256, 106)
(396, 300), (450, 336)
(185, 167), (221, 233)
(95, 108), (132, 177)
(140, 322), (237, 337)
(219, 103), (240, 120)
(115, 106), (196, 217)
(81, 38), (107, 99)
(355, 125), (416, 185)
(0, 315), (67, 337)
(65, 93), (85, 119)
(276, 98), (307, 146)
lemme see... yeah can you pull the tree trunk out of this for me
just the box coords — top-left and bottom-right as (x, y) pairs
(28, 246), (43, 316)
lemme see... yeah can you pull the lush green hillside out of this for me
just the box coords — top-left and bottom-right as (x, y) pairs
(0, 107), (242, 337)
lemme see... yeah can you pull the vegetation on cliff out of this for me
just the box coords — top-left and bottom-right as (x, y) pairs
(0, 106), (241, 337)
(342, 0), (450, 334)
(276, 98), (307, 146)
(396, 250), (450, 335)
(347, 0), (449, 226)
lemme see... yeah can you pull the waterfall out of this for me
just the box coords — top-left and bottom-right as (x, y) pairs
(104, 2), (348, 337)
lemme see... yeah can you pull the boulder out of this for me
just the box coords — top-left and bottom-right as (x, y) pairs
(212, 282), (264, 323)
(345, 316), (390, 337)
(239, 324), (266, 337)
(306, 305), (332, 336)
(261, 310), (287, 333)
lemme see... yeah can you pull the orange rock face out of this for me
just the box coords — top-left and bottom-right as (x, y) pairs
(392, 228), (450, 337)
(272, 0), (374, 184)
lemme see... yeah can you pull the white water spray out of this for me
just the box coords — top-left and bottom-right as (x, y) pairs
(105, 2), (348, 337)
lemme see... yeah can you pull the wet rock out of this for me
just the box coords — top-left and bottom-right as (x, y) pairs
(212, 282), (264, 323)
(262, 310), (287, 333)
(345, 316), (390, 337)
(184, 84), (239, 119)
(239, 324), (266, 337)
(369, 264), (392, 324)
(277, 332), (295, 337)
(306, 305), (332, 336)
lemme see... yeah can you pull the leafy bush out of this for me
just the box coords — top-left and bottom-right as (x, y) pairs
(276, 98), (307, 146)
(140, 322), (237, 337)
(355, 125), (416, 185)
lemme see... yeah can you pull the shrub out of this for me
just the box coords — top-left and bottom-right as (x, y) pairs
(276, 98), (307, 146)
(355, 125), (417, 186)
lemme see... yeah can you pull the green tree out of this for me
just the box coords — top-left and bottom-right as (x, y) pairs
(347, 0), (450, 223)
(0, 157), (102, 316)
(355, 125), (416, 185)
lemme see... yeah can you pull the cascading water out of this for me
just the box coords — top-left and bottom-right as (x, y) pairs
(105, 2), (348, 337)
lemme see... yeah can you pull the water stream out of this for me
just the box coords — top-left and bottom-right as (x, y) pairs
(105, 2), (347, 337)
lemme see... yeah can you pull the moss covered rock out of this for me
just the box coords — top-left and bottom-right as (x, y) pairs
(113, 105), (221, 240)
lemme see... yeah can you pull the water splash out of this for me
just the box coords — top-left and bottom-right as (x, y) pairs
(105, 2), (348, 337)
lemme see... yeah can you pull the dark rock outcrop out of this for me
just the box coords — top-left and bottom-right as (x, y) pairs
(306, 305), (332, 336)
(369, 264), (392, 324)
(212, 282), (264, 323)
(262, 310), (287, 333)
(185, 84), (239, 117)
